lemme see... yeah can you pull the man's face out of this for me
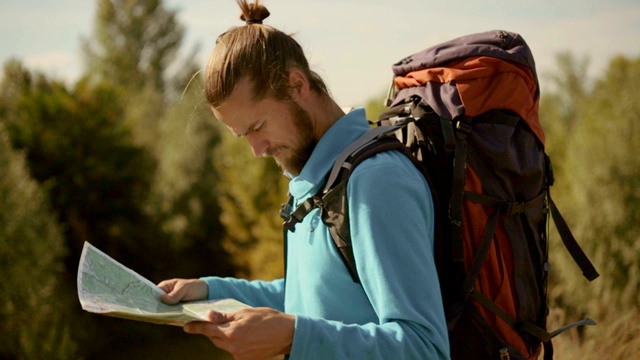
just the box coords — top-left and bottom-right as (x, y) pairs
(212, 78), (316, 176)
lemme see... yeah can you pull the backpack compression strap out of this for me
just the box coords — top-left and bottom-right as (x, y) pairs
(543, 154), (600, 281)
(548, 195), (600, 281)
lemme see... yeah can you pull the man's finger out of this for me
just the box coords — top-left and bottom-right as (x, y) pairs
(157, 281), (182, 304)
(157, 280), (179, 304)
(184, 320), (224, 337)
(159, 292), (180, 305)
(207, 310), (232, 324)
(183, 310), (232, 337)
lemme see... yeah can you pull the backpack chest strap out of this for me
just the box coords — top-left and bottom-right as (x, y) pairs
(281, 195), (322, 233)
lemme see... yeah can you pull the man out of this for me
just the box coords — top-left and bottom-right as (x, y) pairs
(158, 1), (450, 359)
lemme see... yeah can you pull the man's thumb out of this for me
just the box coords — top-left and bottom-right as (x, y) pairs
(207, 310), (231, 324)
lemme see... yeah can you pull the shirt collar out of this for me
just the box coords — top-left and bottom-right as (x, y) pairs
(288, 107), (369, 200)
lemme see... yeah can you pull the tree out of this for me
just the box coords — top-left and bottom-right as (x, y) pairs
(81, 0), (189, 150)
(82, 0), (184, 93)
(1, 0), (240, 356)
(0, 122), (76, 359)
(560, 55), (640, 316)
(539, 54), (640, 359)
(1, 60), (157, 269)
(147, 77), (236, 280)
(0, 60), (174, 356)
(539, 52), (592, 177)
(211, 117), (289, 279)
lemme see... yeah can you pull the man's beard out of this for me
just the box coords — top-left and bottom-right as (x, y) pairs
(271, 101), (316, 176)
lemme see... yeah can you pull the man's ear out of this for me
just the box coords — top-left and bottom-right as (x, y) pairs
(288, 68), (310, 100)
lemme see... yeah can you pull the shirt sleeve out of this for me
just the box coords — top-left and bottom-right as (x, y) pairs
(200, 277), (286, 312)
(289, 150), (450, 359)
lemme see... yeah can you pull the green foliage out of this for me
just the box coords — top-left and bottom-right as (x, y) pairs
(1, 0), (247, 355)
(146, 78), (235, 279)
(82, 0), (184, 93)
(561, 55), (640, 315)
(1, 0), (238, 357)
(0, 123), (77, 359)
(544, 52), (591, 128)
(540, 52), (592, 178)
(541, 55), (640, 358)
(1, 61), (157, 269)
(211, 116), (288, 280)
(0, 60), (172, 356)
(81, 0), (191, 155)
(2, 0), (636, 355)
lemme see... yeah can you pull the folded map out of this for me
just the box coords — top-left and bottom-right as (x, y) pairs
(77, 241), (249, 326)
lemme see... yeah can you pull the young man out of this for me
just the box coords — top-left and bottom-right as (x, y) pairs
(158, 1), (450, 359)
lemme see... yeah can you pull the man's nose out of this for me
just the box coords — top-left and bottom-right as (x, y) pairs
(246, 132), (268, 157)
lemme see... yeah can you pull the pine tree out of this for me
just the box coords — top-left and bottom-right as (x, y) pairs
(82, 0), (184, 93)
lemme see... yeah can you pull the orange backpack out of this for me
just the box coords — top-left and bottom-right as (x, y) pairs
(281, 30), (599, 359)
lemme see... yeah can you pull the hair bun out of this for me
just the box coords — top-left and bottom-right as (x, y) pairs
(238, 0), (270, 25)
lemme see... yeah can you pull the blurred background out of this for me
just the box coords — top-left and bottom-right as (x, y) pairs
(0, 0), (638, 359)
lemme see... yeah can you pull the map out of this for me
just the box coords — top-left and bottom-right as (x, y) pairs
(77, 241), (249, 326)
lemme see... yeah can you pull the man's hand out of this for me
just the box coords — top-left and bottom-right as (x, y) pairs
(157, 278), (208, 304)
(185, 307), (295, 360)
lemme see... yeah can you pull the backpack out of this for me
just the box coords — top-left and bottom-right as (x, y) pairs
(280, 30), (599, 360)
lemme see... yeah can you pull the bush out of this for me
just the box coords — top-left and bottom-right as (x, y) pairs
(0, 123), (76, 359)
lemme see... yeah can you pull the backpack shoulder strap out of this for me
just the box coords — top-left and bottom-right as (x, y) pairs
(280, 126), (411, 282)
(281, 123), (406, 233)
(324, 123), (408, 191)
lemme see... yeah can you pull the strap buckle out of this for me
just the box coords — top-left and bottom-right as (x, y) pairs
(454, 116), (472, 140)
(280, 202), (298, 233)
(281, 196), (322, 233)
(280, 202), (293, 221)
(502, 201), (527, 215)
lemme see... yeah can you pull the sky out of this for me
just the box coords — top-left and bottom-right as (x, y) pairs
(1, 0), (639, 107)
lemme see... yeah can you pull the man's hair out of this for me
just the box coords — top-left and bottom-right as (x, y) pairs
(205, 0), (329, 107)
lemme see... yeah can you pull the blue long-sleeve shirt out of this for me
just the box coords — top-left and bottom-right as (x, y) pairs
(202, 108), (450, 359)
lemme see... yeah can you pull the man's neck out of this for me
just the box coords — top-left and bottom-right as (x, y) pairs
(308, 94), (346, 142)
